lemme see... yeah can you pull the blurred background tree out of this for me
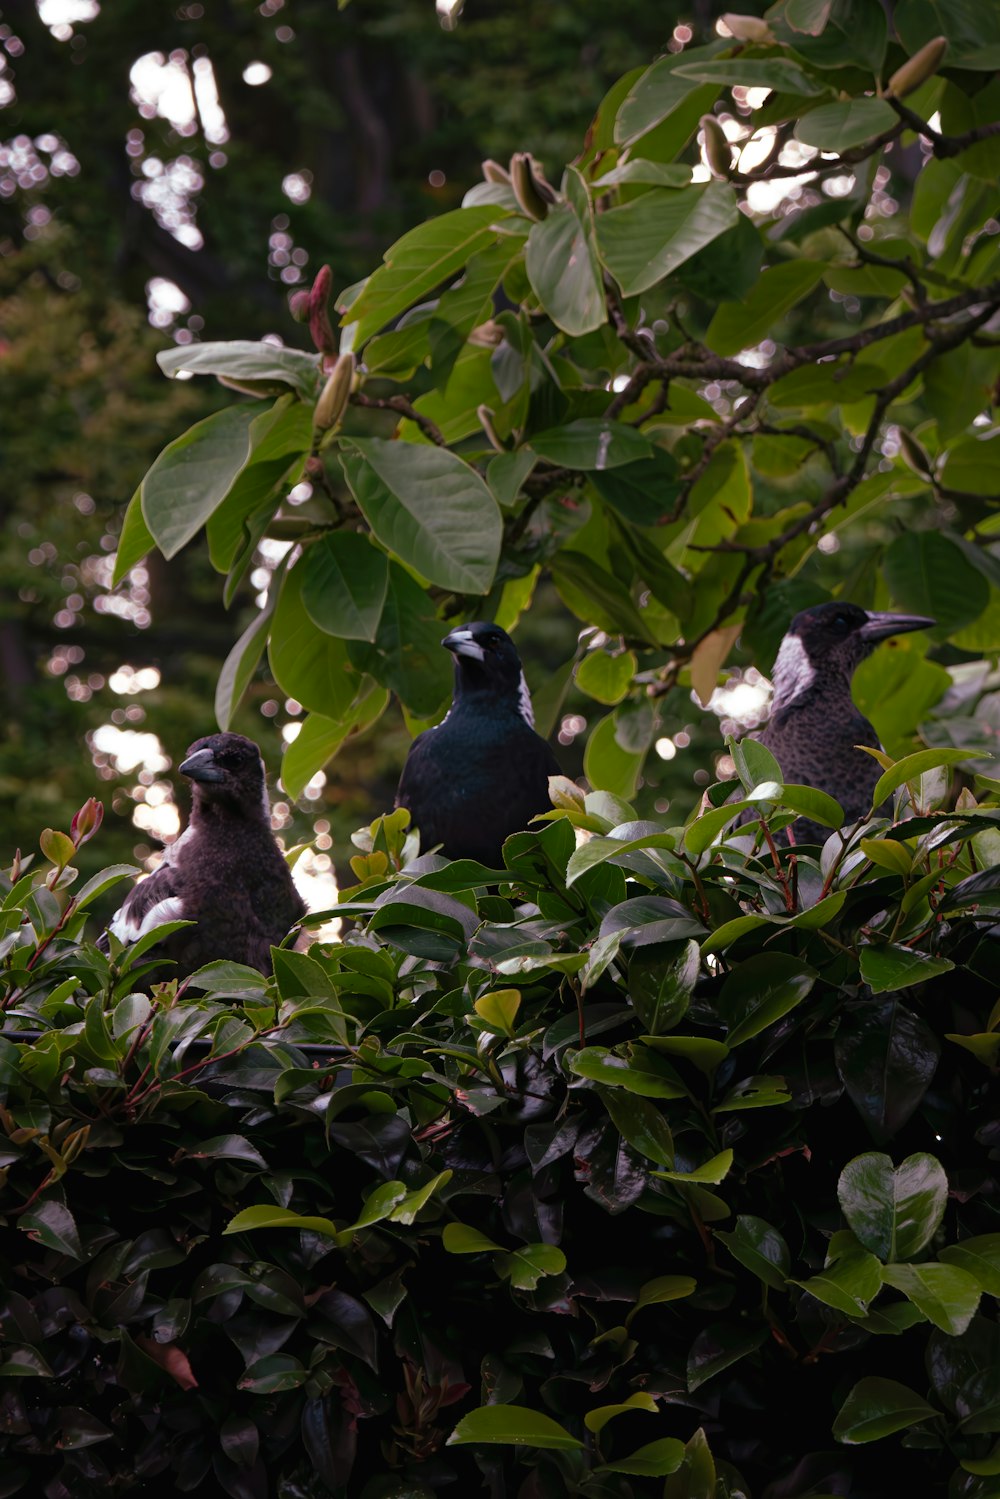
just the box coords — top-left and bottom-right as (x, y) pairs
(0, 0), (678, 894)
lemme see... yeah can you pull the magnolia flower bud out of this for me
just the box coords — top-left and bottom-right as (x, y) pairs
(468, 320), (504, 347)
(721, 13), (774, 43)
(481, 159), (511, 185)
(887, 36), (948, 99)
(288, 289), (311, 324)
(308, 264), (337, 355)
(509, 152), (556, 220)
(897, 428), (933, 478)
(70, 797), (104, 847)
(700, 115), (733, 178)
(314, 352), (355, 432)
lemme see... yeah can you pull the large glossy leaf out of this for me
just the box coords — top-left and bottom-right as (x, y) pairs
(280, 686), (389, 800)
(598, 1086), (675, 1166)
(157, 340), (321, 397)
(939, 1235), (1000, 1297)
(268, 564), (363, 717)
(673, 56), (830, 95)
(525, 174), (604, 337)
(715, 1215), (790, 1291)
(528, 419), (653, 471)
(141, 405), (257, 559)
(112, 489), (156, 586)
(596, 1438), (686, 1477)
(686, 1321), (768, 1391)
(872, 747), (980, 808)
(719, 954), (817, 1047)
(832, 1377), (937, 1444)
(835, 1000), (940, 1144)
(838, 1150), (948, 1261)
(628, 940), (700, 1035)
(792, 1248), (883, 1315)
(881, 1263), (981, 1336)
(346, 206), (507, 345)
(883, 532), (990, 635)
(215, 587), (279, 732)
(341, 438), (501, 594)
(205, 398), (312, 572)
(615, 51), (721, 143)
(300, 533), (389, 642)
(447, 1405), (582, 1449)
(859, 944), (954, 994)
(795, 97), (897, 150)
(346, 561), (452, 716)
(895, 0), (1000, 70)
(596, 183), (739, 295)
(706, 261), (826, 356)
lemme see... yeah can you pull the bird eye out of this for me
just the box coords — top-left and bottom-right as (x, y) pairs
(830, 612), (850, 631)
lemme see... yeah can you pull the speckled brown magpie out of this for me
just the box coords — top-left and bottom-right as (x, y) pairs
(757, 601), (935, 843)
(104, 732), (306, 979)
(395, 622), (561, 867)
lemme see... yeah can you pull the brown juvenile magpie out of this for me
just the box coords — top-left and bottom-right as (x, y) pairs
(395, 622), (560, 867)
(105, 732), (306, 978)
(758, 601), (935, 843)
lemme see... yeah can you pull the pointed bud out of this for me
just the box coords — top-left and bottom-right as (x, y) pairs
(70, 797), (104, 847)
(509, 152), (556, 220)
(700, 115), (733, 179)
(9, 849), (21, 884)
(887, 36), (948, 99)
(308, 264), (337, 355)
(481, 159), (511, 185)
(468, 319), (503, 347)
(721, 13), (774, 43)
(289, 289), (311, 323)
(314, 352), (355, 432)
(897, 428), (933, 477)
(548, 775), (586, 812)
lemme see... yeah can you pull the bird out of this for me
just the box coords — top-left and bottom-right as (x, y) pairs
(755, 601), (936, 844)
(104, 732), (306, 980)
(395, 622), (561, 867)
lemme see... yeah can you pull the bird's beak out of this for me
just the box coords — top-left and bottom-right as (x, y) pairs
(179, 747), (226, 783)
(443, 627), (485, 662)
(859, 611), (936, 643)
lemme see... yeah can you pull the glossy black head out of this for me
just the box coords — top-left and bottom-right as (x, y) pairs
(773, 601), (935, 703)
(442, 622), (533, 722)
(179, 732), (268, 815)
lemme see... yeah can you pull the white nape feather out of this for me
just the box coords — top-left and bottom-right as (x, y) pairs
(770, 633), (815, 708)
(109, 894), (185, 944)
(517, 670), (535, 727)
(258, 755), (270, 818)
(160, 824), (193, 868)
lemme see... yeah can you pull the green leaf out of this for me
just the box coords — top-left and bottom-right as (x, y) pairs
(585, 1393), (658, 1434)
(584, 714), (645, 800)
(795, 97), (898, 150)
(768, 356), (888, 409)
(778, 783), (844, 829)
(629, 940), (700, 1035)
(859, 837), (913, 877)
(347, 206), (506, 345)
(158, 339), (320, 395)
(496, 1242), (567, 1290)
(832, 1377), (937, 1444)
(112, 488), (155, 586)
(269, 564), (363, 717)
(341, 437), (501, 593)
(939, 1236), (1000, 1297)
(205, 397), (312, 571)
(596, 1437), (687, 1477)
(641, 1033), (729, 1074)
(565, 828), (676, 887)
(300, 533), (389, 642)
(525, 178), (605, 337)
(792, 1249), (883, 1315)
(598, 1085), (674, 1166)
(473, 988), (521, 1036)
(895, 0), (1000, 70)
(838, 1151), (948, 1261)
(528, 418), (653, 471)
(569, 1047), (685, 1099)
(629, 1275), (698, 1317)
(447, 1404), (582, 1449)
(280, 689), (389, 801)
(872, 747), (980, 808)
(654, 1149), (733, 1185)
(673, 56), (830, 95)
(597, 183), (739, 295)
(215, 588), (279, 732)
(835, 999), (940, 1144)
(706, 261), (826, 357)
(141, 405), (257, 560)
(713, 1075), (791, 1111)
(389, 1170), (452, 1226)
(715, 1215), (790, 1291)
(881, 1262), (981, 1336)
(859, 944), (955, 994)
(442, 1222), (503, 1254)
(346, 560), (452, 716)
(884, 532), (990, 635)
(719, 954), (817, 1047)
(575, 650), (637, 706)
(224, 1204), (339, 1238)
(551, 552), (652, 640)
(615, 53), (719, 143)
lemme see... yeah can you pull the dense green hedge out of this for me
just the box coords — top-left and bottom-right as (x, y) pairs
(1, 752), (999, 1497)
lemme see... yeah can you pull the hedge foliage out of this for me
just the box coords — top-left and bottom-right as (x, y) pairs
(2, 746), (999, 1497)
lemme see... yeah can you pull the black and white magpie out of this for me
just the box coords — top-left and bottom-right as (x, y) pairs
(395, 622), (560, 867)
(105, 732), (306, 979)
(758, 601), (935, 843)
